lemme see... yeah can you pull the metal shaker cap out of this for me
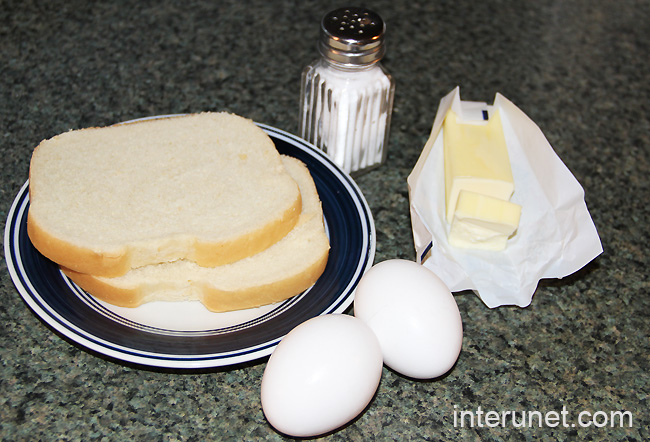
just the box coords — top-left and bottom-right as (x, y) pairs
(319, 7), (386, 65)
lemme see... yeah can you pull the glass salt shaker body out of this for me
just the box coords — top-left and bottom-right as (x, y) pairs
(299, 7), (395, 176)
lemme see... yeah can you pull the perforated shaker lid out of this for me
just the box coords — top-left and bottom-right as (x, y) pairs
(318, 7), (386, 65)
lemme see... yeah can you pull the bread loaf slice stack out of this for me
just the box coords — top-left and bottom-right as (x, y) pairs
(28, 112), (330, 312)
(61, 156), (330, 312)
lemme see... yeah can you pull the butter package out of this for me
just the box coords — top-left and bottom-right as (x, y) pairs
(407, 87), (602, 308)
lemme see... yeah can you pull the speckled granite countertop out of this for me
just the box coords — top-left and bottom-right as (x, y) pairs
(1, 1), (648, 440)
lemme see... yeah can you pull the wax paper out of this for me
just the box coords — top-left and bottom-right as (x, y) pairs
(407, 87), (602, 308)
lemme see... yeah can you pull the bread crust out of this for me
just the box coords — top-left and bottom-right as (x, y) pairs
(61, 267), (143, 308)
(28, 215), (129, 277)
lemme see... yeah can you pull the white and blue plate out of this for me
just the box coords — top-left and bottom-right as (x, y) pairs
(4, 122), (375, 369)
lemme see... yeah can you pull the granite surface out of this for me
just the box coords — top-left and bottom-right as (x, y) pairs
(1, 0), (648, 440)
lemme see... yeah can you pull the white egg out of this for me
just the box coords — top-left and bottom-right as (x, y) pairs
(260, 314), (383, 438)
(354, 259), (463, 379)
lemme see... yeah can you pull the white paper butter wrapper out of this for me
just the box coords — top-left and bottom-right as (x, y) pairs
(407, 87), (603, 308)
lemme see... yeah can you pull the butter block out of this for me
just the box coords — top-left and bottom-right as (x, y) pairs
(443, 110), (514, 222)
(448, 190), (522, 251)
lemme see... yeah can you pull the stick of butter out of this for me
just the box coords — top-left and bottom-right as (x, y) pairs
(448, 190), (522, 251)
(443, 110), (514, 223)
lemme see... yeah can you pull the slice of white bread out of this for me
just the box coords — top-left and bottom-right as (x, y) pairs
(61, 156), (330, 312)
(27, 112), (302, 277)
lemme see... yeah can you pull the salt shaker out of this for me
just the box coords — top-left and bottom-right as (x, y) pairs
(299, 7), (395, 176)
